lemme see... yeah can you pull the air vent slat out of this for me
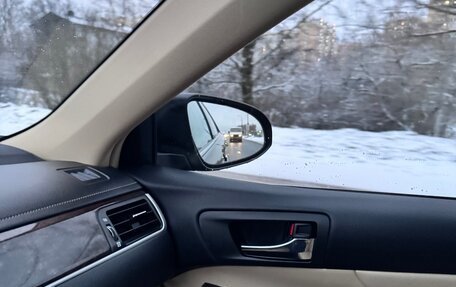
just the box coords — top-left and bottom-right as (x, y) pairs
(113, 212), (157, 234)
(105, 198), (162, 245)
(107, 202), (149, 218)
(118, 219), (160, 237)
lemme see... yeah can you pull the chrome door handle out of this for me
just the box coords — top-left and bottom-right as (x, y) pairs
(241, 238), (314, 260)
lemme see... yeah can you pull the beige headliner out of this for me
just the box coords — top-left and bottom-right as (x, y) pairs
(4, 0), (307, 166)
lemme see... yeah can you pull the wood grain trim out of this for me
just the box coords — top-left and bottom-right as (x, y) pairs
(0, 190), (144, 243)
(0, 190), (145, 287)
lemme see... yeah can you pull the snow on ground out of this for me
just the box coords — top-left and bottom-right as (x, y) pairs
(0, 103), (51, 136)
(227, 127), (456, 197)
(1, 103), (455, 198)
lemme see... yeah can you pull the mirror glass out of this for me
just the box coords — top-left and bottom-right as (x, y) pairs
(187, 101), (265, 166)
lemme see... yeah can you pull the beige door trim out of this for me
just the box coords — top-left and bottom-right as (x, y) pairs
(164, 266), (456, 287)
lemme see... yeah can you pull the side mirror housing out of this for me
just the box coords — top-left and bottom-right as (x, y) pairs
(151, 93), (272, 171)
(155, 94), (272, 171)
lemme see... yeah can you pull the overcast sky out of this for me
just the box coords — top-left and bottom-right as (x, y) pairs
(14, 0), (432, 39)
(275, 0), (430, 40)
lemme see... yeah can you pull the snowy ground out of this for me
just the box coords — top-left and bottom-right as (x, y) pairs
(0, 103), (50, 136)
(226, 127), (456, 197)
(1, 103), (455, 198)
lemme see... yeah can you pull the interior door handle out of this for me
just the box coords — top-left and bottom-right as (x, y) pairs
(241, 238), (314, 260)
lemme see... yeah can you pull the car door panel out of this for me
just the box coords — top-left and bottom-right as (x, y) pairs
(199, 211), (329, 265)
(128, 165), (456, 275)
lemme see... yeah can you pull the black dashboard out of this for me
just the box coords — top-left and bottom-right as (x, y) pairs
(0, 145), (176, 287)
(4, 137), (456, 287)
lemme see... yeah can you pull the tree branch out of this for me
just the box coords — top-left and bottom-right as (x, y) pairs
(227, 57), (242, 70)
(204, 79), (241, 85)
(410, 29), (456, 37)
(253, 82), (291, 93)
(413, 0), (456, 16)
(252, 0), (334, 67)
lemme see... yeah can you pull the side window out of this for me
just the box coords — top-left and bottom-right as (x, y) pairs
(187, 0), (456, 197)
(187, 101), (213, 150)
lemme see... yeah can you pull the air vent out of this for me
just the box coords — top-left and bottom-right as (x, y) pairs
(106, 198), (162, 245)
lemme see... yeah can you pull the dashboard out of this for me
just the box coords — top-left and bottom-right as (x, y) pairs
(0, 145), (175, 287)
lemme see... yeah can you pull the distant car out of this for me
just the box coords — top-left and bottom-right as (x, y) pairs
(229, 127), (243, 142)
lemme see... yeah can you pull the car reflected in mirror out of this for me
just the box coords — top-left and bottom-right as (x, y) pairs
(187, 101), (265, 166)
(152, 93), (271, 171)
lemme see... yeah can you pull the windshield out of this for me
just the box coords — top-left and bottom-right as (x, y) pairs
(230, 128), (242, 133)
(0, 0), (161, 138)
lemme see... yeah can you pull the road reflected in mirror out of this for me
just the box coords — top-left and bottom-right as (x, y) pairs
(187, 101), (265, 166)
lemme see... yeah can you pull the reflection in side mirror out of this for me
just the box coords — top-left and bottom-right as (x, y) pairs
(187, 101), (265, 166)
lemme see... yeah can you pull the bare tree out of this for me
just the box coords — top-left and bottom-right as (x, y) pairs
(189, 0), (334, 106)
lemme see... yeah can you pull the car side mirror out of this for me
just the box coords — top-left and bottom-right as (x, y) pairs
(155, 93), (272, 171)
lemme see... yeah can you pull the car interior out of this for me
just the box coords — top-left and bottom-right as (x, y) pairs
(1, 0), (456, 286)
